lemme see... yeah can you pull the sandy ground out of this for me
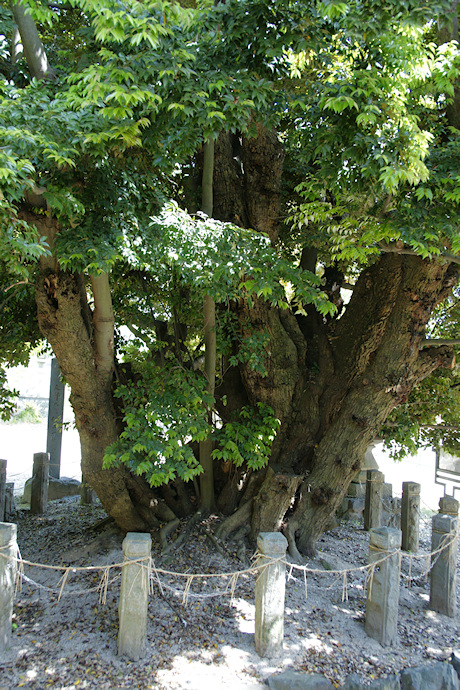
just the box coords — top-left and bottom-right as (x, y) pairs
(0, 496), (459, 689)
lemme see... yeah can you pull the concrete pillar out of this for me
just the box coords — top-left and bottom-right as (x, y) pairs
(255, 532), (288, 658)
(47, 358), (65, 479)
(439, 496), (459, 516)
(5, 484), (15, 522)
(30, 452), (49, 514)
(118, 532), (152, 660)
(364, 470), (384, 531)
(0, 522), (17, 652)
(0, 460), (6, 521)
(429, 513), (458, 617)
(80, 475), (97, 505)
(365, 527), (401, 646)
(401, 482), (421, 553)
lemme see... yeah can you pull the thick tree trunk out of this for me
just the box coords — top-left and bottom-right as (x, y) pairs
(12, 5), (155, 532)
(35, 269), (148, 529)
(26, 124), (458, 553)
(210, 125), (459, 556)
(290, 255), (458, 554)
(33, 219), (156, 531)
(244, 254), (457, 555)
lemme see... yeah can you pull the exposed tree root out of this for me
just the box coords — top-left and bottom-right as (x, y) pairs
(250, 468), (302, 540)
(176, 480), (194, 516)
(204, 524), (249, 565)
(161, 509), (203, 556)
(283, 519), (304, 564)
(85, 515), (115, 532)
(201, 526), (228, 558)
(232, 526), (249, 542)
(215, 499), (253, 540)
(235, 541), (250, 566)
(160, 518), (180, 552)
(150, 497), (177, 523)
(239, 471), (266, 505)
(160, 484), (184, 517)
(216, 465), (246, 515)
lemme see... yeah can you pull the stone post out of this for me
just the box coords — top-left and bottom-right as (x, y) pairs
(5, 484), (15, 522)
(401, 482), (421, 553)
(439, 496), (459, 517)
(30, 452), (49, 514)
(0, 460), (6, 521)
(118, 532), (152, 660)
(365, 527), (401, 646)
(80, 475), (96, 505)
(46, 358), (65, 479)
(0, 522), (18, 652)
(255, 532), (288, 658)
(429, 513), (458, 617)
(364, 470), (384, 531)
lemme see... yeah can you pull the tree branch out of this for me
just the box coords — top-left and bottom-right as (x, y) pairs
(12, 2), (55, 80)
(378, 243), (460, 266)
(0, 281), (29, 311)
(385, 422), (460, 431)
(421, 339), (460, 348)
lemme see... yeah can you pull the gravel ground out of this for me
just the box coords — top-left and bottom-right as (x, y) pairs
(0, 498), (459, 689)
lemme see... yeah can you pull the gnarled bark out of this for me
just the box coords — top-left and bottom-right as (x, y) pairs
(21, 122), (460, 555)
(250, 467), (302, 541)
(34, 223), (156, 531)
(210, 125), (459, 556)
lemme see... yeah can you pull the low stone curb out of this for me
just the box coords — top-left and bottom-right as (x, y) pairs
(267, 660), (459, 689)
(23, 476), (81, 502)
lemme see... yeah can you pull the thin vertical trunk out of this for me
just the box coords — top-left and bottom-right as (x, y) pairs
(438, 1), (460, 129)
(90, 273), (115, 377)
(199, 138), (216, 511)
(201, 138), (214, 217)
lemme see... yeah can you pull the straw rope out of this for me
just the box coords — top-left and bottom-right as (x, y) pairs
(0, 527), (458, 604)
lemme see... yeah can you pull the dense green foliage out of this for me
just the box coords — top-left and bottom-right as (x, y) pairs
(383, 286), (460, 458)
(1, 0), (459, 481)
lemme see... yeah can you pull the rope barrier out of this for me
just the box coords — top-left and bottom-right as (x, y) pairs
(0, 527), (458, 605)
(15, 569), (122, 600)
(416, 505), (436, 528)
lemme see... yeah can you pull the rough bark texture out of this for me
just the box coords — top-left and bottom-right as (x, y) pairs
(32, 217), (157, 532)
(211, 125), (459, 556)
(250, 467), (302, 541)
(12, 6), (157, 534)
(213, 124), (285, 242)
(23, 121), (459, 555)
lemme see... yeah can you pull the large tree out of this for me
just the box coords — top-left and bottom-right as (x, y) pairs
(1, 0), (460, 555)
